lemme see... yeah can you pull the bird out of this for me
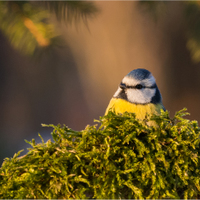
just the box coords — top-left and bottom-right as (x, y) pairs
(105, 68), (165, 122)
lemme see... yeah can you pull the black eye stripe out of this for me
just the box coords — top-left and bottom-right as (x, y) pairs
(127, 84), (144, 89)
(126, 85), (144, 89)
(135, 84), (143, 89)
(120, 82), (156, 89)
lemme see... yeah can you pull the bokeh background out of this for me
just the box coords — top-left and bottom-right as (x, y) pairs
(1, 1), (200, 163)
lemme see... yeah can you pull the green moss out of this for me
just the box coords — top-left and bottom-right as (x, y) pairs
(1, 108), (200, 199)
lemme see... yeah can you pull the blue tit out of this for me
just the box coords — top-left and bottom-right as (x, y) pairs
(105, 68), (165, 122)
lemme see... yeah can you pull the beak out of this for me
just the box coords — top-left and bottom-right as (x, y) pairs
(119, 82), (126, 90)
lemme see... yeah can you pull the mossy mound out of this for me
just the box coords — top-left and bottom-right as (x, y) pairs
(0, 109), (200, 199)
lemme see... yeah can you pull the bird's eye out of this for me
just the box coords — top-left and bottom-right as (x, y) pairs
(135, 84), (143, 89)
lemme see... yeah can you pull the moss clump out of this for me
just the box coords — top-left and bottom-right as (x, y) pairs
(0, 108), (200, 199)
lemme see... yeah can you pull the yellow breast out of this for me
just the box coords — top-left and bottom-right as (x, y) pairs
(105, 98), (163, 120)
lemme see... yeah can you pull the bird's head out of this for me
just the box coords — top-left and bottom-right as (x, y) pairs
(113, 68), (162, 105)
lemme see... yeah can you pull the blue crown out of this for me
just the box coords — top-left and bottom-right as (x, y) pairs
(126, 68), (151, 80)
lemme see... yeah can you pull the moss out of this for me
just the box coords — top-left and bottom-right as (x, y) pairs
(0, 108), (200, 199)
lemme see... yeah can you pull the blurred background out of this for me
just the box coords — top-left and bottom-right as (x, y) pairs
(1, 1), (200, 163)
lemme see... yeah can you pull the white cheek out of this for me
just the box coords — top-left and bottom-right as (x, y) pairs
(126, 88), (156, 104)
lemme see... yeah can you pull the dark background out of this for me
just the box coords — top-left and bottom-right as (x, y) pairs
(1, 1), (200, 163)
